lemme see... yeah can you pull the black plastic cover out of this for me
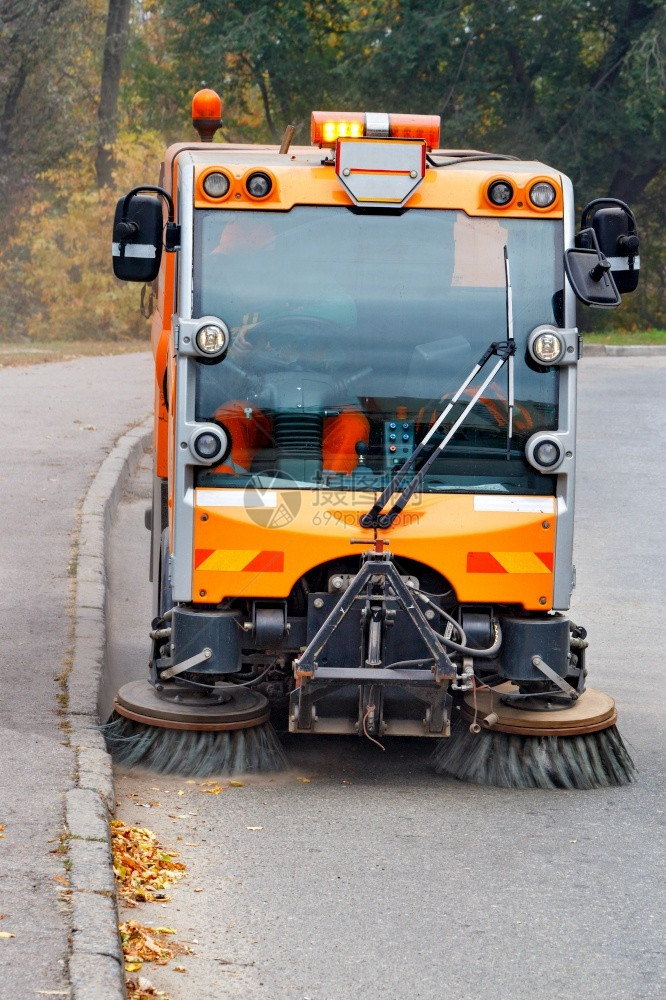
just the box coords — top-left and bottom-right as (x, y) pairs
(112, 194), (163, 282)
(171, 607), (243, 675)
(590, 205), (640, 294)
(564, 247), (621, 307)
(498, 615), (570, 682)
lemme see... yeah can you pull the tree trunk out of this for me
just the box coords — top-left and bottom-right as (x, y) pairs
(608, 161), (662, 204)
(95, 0), (131, 188)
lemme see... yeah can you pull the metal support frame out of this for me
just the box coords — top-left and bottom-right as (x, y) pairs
(294, 552), (454, 681)
(289, 668), (452, 736)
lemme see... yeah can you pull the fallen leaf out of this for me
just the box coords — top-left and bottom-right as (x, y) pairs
(53, 876), (70, 886)
(111, 820), (186, 903)
(193, 888), (203, 893)
(177, 790), (186, 796)
(201, 785), (222, 795)
(297, 777), (311, 783)
(228, 780), (244, 787)
(125, 962), (143, 972)
(246, 826), (263, 831)
(174, 966), (187, 973)
(126, 975), (171, 999)
(119, 919), (192, 969)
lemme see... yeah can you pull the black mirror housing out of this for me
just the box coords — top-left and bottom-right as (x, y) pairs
(112, 194), (163, 282)
(581, 199), (639, 295)
(564, 246), (621, 307)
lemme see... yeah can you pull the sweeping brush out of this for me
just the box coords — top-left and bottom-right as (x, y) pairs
(102, 679), (289, 777)
(432, 683), (636, 790)
(432, 717), (635, 790)
(103, 714), (288, 776)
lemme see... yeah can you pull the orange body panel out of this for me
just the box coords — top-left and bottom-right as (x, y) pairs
(191, 491), (556, 610)
(191, 158), (563, 219)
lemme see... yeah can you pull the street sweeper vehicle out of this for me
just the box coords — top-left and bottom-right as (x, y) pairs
(107, 89), (640, 788)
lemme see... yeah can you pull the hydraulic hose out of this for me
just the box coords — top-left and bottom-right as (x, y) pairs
(433, 621), (503, 659)
(414, 590), (502, 658)
(414, 590), (467, 644)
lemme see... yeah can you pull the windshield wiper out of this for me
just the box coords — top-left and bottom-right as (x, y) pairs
(360, 339), (516, 529)
(361, 244), (517, 530)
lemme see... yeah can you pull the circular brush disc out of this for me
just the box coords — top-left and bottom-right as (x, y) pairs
(114, 680), (270, 732)
(461, 683), (617, 736)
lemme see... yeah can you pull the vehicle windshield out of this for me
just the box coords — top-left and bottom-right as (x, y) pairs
(192, 206), (562, 495)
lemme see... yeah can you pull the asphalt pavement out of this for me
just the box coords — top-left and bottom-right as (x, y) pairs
(0, 353), (152, 1000)
(107, 357), (666, 1000)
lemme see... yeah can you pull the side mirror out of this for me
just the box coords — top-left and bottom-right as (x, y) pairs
(112, 193), (164, 282)
(112, 186), (179, 283)
(564, 229), (621, 307)
(581, 198), (640, 294)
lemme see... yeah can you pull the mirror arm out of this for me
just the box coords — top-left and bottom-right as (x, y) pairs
(114, 186), (180, 252)
(581, 197), (637, 233)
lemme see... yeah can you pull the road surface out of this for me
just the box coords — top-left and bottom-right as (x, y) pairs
(0, 353), (152, 999)
(108, 357), (665, 1000)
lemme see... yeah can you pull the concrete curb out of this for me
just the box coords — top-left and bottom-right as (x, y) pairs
(582, 343), (666, 357)
(66, 417), (152, 1000)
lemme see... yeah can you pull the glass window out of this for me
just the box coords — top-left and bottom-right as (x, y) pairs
(192, 207), (562, 495)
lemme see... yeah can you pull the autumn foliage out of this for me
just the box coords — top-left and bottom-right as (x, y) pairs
(0, 0), (664, 339)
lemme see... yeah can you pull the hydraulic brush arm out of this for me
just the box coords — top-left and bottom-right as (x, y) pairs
(375, 343), (516, 528)
(359, 340), (508, 529)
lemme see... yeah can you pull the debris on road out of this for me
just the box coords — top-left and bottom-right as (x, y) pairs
(111, 819), (186, 904)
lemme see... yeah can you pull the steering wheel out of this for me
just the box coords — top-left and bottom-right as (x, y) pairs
(234, 315), (347, 372)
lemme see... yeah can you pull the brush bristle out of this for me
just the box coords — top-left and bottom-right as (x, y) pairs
(432, 721), (636, 789)
(102, 712), (289, 776)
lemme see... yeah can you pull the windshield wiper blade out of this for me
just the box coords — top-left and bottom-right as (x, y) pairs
(360, 338), (516, 529)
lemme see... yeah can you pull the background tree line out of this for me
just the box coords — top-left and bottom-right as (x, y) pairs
(0, 0), (663, 341)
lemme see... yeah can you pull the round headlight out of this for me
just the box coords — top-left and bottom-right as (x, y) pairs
(529, 181), (556, 208)
(531, 330), (564, 364)
(488, 180), (514, 206)
(190, 426), (229, 464)
(202, 171), (231, 199)
(534, 440), (562, 468)
(195, 322), (229, 357)
(193, 432), (222, 459)
(246, 171), (272, 199)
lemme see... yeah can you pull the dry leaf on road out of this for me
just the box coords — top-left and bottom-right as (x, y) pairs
(111, 820), (186, 904)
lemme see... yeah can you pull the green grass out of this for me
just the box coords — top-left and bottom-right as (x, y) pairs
(0, 339), (149, 367)
(582, 329), (666, 345)
(0, 331), (663, 368)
